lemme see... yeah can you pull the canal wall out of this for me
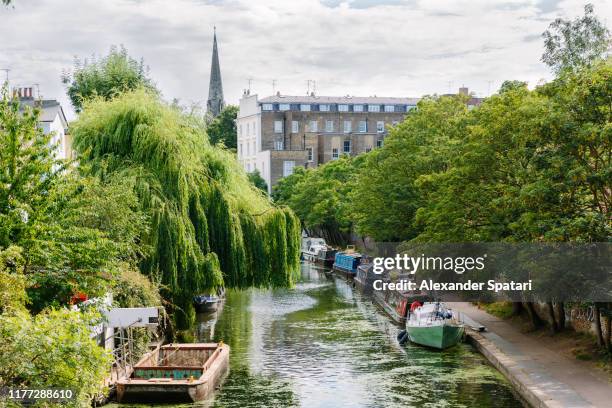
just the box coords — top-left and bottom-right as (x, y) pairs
(466, 330), (594, 408)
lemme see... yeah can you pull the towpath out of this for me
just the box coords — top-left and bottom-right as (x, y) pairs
(452, 302), (612, 408)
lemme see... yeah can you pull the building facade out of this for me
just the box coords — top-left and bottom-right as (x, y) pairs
(17, 87), (72, 160)
(237, 93), (419, 192)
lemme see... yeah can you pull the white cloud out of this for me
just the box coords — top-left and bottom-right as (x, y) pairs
(0, 0), (610, 120)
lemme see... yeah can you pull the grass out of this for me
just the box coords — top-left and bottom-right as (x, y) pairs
(478, 301), (515, 319)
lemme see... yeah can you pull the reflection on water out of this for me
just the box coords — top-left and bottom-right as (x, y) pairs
(114, 262), (524, 408)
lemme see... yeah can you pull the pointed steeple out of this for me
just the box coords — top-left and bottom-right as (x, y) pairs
(207, 27), (225, 117)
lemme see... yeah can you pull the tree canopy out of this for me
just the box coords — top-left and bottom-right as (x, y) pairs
(207, 105), (238, 149)
(72, 90), (300, 327)
(62, 45), (157, 112)
(542, 3), (611, 73)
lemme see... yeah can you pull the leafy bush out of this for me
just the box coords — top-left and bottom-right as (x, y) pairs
(0, 309), (112, 407)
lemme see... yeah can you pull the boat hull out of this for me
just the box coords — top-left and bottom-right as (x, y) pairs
(116, 343), (230, 403)
(194, 299), (219, 313)
(406, 324), (464, 350)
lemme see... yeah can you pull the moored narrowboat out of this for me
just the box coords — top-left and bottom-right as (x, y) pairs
(373, 276), (430, 325)
(301, 236), (339, 267)
(332, 246), (362, 279)
(116, 343), (230, 403)
(354, 259), (376, 293)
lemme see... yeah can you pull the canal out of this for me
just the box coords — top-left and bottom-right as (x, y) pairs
(115, 262), (524, 407)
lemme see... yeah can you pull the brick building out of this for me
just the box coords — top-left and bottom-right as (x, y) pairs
(237, 92), (419, 192)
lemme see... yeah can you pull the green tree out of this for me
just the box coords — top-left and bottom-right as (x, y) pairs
(72, 90), (300, 328)
(274, 155), (363, 244)
(62, 45), (156, 112)
(0, 83), (58, 248)
(248, 169), (268, 193)
(0, 309), (112, 407)
(207, 105), (238, 149)
(351, 95), (471, 241)
(542, 3), (611, 73)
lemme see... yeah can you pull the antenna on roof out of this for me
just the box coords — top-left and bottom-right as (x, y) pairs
(1, 68), (9, 84)
(312, 80), (316, 96)
(247, 77), (253, 93)
(34, 83), (40, 99)
(272, 79), (277, 95)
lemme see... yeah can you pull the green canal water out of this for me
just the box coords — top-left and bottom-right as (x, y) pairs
(113, 262), (524, 408)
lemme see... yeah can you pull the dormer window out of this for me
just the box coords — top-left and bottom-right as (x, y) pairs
(319, 104), (330, 112)
(262, 103), (273, 111)
(368, 104), (381, 112)
(279, 103), (290, 111)
(338, 104), (349, 112)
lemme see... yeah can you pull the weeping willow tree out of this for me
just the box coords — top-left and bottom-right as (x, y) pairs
(71, 90), (300, 328)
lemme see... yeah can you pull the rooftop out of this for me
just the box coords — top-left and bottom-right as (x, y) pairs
(259, 95), (420, 105)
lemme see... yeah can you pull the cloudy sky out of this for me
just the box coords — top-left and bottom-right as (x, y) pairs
(1, 0), (610, 119)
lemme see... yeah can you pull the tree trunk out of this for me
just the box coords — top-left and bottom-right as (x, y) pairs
(547, 301), (558, 334)
(511, 302), (523, 317)
(605, 304), (611, 352)
(594, 303), (604, 347)
(525, 302), (543, 329)
(556, 302), (565, 332)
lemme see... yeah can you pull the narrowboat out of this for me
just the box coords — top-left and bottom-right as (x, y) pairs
(332, 246), (362, 279)
(116, 343), (230, 403)
(354, 259), (376, 294)
(193, 288), (225, 313)
(315, 246), (338, 267)
(373, 276), (430, 325)
(400, 302), (464, 349)
(301, 237), (337, 266)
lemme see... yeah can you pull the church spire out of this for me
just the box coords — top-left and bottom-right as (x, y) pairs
(207, 26), (225, 117)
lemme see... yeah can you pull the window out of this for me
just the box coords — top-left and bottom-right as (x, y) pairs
(377, 139), (383, 148)
(353, 104), (364, 112)
(358, 121), (367, 133)
(306, 147), (313, 162)
(384, 105), (395, 112)
(275, 140), (284, 150)
(377, 121), (385, 133)
(407, 105), (417, 111)
(300, 104), (311, 111)
(343, 140), (351, 153)
(247, 143), (250, 155)
(368, 104), (380, 112)
(279, 103), (290, 111)
(239, 143), (243, 157)
(332, 148), (339, 159)
(309, 120), (318, 132)
(274, 120), (283, 133)
(262, 103), (273, 111)
(283, 160), (295, 177)
(246, 163), (251, 171)
(325, 120), (334, 132)
(291, 120), (299, 133)
(239, 124), (243, 136)
(365, 146), (372, 153)
(338, 104), (349, 112)
(343, 120), (352, 133)
(247, 123), (250, 136)
(253, 140), (256, 153)
(319, 104), (330, 112)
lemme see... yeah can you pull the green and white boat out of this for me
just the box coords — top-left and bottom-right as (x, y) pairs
(404, 302), (464, 350)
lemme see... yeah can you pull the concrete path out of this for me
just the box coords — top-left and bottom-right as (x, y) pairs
(451, 302), (612, 408)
